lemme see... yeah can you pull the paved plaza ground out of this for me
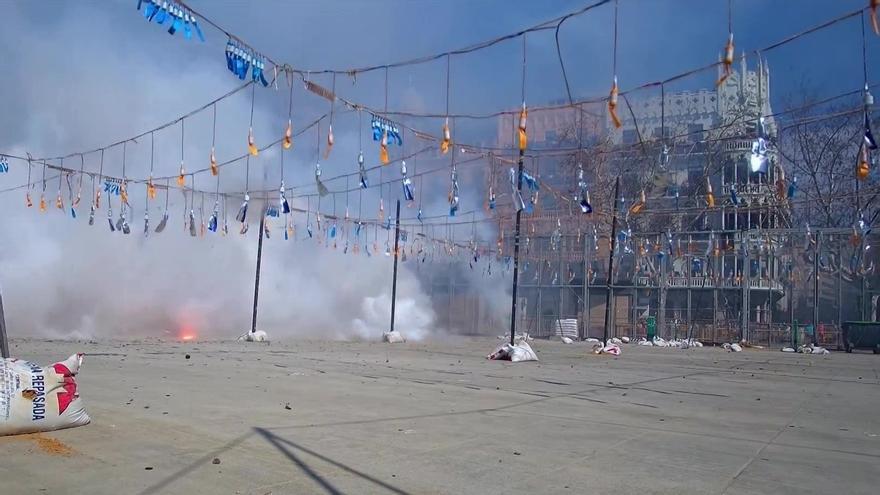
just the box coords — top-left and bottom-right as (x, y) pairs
(1, 337), (878, 494)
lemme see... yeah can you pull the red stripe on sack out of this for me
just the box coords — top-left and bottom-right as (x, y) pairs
(52, 363), (78, 415)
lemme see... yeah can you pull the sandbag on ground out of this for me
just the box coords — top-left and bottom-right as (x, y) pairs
(239, 330), (269, 342)
(1, 353), (90, 436)
(487, 340), (538, 362)
(383, 331), (406, 343)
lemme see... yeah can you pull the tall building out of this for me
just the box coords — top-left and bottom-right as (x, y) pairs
(490, 56), (820, 342)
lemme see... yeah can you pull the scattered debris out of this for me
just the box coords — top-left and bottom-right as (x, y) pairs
(620, 336), (631, 343)
(797, 344), (830, 355)
(635, 337), (703, 348)
(212, 458), (221, 465)
(592, 342), (621, 356)
(560, 336), (574, 344)
(284, 403), (292, 410)
(185, 354), (191, 360)
(781, 347), (796, 353)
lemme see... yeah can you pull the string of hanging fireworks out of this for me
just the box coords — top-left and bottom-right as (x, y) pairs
(7, 3), (870, 196)
(0, 1), (876, 254)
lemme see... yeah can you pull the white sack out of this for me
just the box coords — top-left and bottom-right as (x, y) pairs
(1, 354), (90, 437)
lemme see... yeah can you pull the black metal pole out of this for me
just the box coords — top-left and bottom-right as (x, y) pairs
(509, 149), (526, 345)
(251, 209), (266, 334)
(390, 199), (402, 334)
(603, 176), (621, 343)
(0, 288), (9, 358)
(813, 231), (820, 345)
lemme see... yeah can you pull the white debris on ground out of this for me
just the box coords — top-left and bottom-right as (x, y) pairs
(487, 339), (539, 362)
(722, 343), (743, 352)
(620, 336), (631, 343)
(781, 347), (796, 352)
(1, 354), (91, 436)
(239, 330), (269, 342)
(497, 333), (533, 342)
(634, 337), (704, 349)
(591, 342), (621, 356)
(382, 331), (406, 344)
(560, 336), (574, 344)
(585, 338), (600, 344)
(797, 343), (830, 355)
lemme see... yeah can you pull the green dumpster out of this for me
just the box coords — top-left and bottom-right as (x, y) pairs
(646, 316), (656, 340)
(842, 321), (880, 354)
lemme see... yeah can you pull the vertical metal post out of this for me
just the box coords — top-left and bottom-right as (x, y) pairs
(390, 199), (401, 334)
(603, 176), (621, 343)
(508, 150), (526, 345)
(813, 232), (820, 345)
(742, 239), (750, 343)
(659, 243), (667, 337)
(558, 235), (564, 322)
(251, 209), (266, 334)
(837, 236), (843, 349)
(0, 288), (9, 359)
(582, 232), (589, 339)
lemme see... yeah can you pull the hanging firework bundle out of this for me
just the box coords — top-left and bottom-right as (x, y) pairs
(717, 33), (735, 86)
(441, 118), (452, 154)
(550, 219), (562, 251)
(859, 111), (878, 180)
(188, 202), (197, 237)
(608, 76), (622, 129)
(356, 150), (368, 188)
(315, 161), (329, 197)
(729, 183), (739, 206)
(629, 189), (646, 215)
(325, 124), (334, 160)
(401, 160), (414, 202)
(749, 117), (769, 174)
(520, 171), (539, 213)
(207, 199), (218, 232)
(236, 193), (249, 234)
(154, 179), (170, 233)
(224, 39), (269, 86)
(137, 0), (205, 41)
(279, 181), (290, 214)
(115, 200), (130, 234)
(106, 196), (115, 232)
(705, 177), (715, 208)
(509, 167), (525, 212)
(576, 165), (592, 214)
(103, 177), (122, 197)
(372, 114), (402, 165)
(266, 202), (279, 218)
(518, 102), (528, 151)
(448, 164), (460, 216)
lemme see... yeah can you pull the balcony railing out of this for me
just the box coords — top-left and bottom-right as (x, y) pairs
(634, 275), (784, 291)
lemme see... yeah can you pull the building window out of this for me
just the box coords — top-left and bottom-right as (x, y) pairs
(688, 123), (704, 142)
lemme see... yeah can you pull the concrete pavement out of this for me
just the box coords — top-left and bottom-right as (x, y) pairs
(1, 337), (878, 494)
